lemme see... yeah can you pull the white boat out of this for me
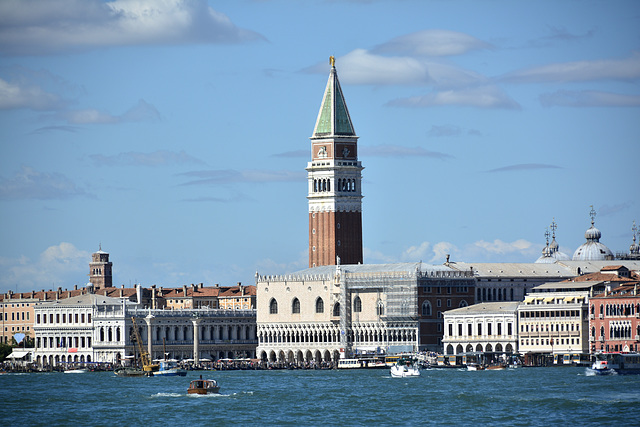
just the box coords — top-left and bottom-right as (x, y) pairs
(390, 361), (420, 378)
(153, 359), (187, 377)
(64, 367), (90, 374)
(591, 353), (640, 375)
(466, 363), (484, 371)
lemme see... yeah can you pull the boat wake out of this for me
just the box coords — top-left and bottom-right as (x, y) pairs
(584, 368), (617, 376)
(152, 392), (183, 398)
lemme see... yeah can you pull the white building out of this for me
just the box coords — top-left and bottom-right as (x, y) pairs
(442, 302), (519, 358)
(517, 291), (590, 364)
(33, 292), (129, 367)
(33, 288), (257, 367)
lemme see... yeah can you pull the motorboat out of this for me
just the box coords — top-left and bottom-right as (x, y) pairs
(486, 364), (506, 371)
(64, 367), (90, 374)
(466, 363), (484, 371)
(153, 359), (187, 377)
(390, 360), (420, 378)
(114, 367), (146, 377)
(188, 377), (220, 394)
(591, 353), (640, 375)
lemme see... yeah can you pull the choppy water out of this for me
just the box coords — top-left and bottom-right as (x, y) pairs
(1, 367), (637, 426)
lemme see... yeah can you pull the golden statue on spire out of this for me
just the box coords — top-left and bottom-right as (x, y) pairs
(330, 56), (335, 67)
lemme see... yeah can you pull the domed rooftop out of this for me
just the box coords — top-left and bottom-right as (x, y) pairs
(572, 206), (614, 261)
(535, 221), (570, 263)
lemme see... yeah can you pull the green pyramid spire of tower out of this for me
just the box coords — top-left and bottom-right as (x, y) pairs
(312, 59), (355, 137)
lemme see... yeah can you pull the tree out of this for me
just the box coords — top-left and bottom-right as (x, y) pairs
(0, 343), (12, 362)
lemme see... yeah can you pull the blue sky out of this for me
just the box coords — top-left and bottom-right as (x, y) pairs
(1, 0), (639, 293)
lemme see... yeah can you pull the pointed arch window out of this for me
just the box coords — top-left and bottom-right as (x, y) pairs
(422, 301), (432, 316)
(269, 298), (278, 314)
(333, 302), (341, 317)
(316, 297), (324, 313)
(292, 298), (300, 314)
(377, 302), (384, 316)
(353, 296), (362, 313)
(459, 300), (469, 308)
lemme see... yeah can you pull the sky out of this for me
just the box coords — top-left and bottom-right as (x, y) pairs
(1, 0), (639, 294)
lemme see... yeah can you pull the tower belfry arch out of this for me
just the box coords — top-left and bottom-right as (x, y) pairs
(307, 58), (364, 268)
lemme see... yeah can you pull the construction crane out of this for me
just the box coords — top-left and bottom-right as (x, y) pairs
(131, 316), (158, 373)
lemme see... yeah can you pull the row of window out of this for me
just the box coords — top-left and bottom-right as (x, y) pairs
(522, 338), (577, 346)
(4, 326), (29, 332)
(4, 303), (32, 307)
(591, 324), (640, 339)
(421, 286), (469, 294)
(591, 303), (640, 316)
(477, 287), (515, 302)
(520, 323), (579, 332)
(311, 178), (358, 193)
(269, 297), (384, 316)
(449, 322), (514, 337)
(519, 310), (581, 319)
(4, 312), (30, 321)
(36, 336), (91, 349)
(36, 313), (91, 324)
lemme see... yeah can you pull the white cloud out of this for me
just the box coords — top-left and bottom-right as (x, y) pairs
(502, 52), (640, 83)
(305, 49), (485, 88)
(0, 0), (264, 55)
(373, 29), (492, 57)
(369, 238), (539, 266)
(0, 166), (91, 200)
(471, 239), (537, 256)
(0, 243), (90, 292)
(388, 85), (521, 109)
(0, 77), (63, 110)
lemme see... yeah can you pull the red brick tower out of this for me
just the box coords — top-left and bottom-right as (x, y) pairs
(89, 245), (113, 289)
(307, 57), (363, 267)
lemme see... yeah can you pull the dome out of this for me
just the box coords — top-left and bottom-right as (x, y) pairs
(572, 207), (613, 261)
(584, 225), (601, 241)
(535, 219), (571, 263)
(572, 241), (614, 260)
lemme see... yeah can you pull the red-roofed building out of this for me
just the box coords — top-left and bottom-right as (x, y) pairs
(587, 266), (640, 353)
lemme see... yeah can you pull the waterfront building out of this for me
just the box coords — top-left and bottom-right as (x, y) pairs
(255, 262), (475, 363)
(1, 292), (37, 345)
(94, 307), (257, 365)
(1, 287), (88, 345)
(517, 290), (590, 365)
(307, 57), (363, 267)
(33, 291), (125, 366)
(442, 302), (519, 358)
(588, 266), (640, 353)
(32, 285), (257, 367)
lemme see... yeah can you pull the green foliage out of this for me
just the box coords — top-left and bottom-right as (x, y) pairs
(0, 343), (12, 362)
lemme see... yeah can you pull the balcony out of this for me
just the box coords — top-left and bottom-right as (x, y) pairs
(589, 314), (595, 320)
(599, 314), (604, 319)
(598, 337), (604, 342)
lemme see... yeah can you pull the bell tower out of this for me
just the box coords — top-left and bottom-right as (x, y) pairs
(307, 57), (364, 267)
(89, 245), (113, 289)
